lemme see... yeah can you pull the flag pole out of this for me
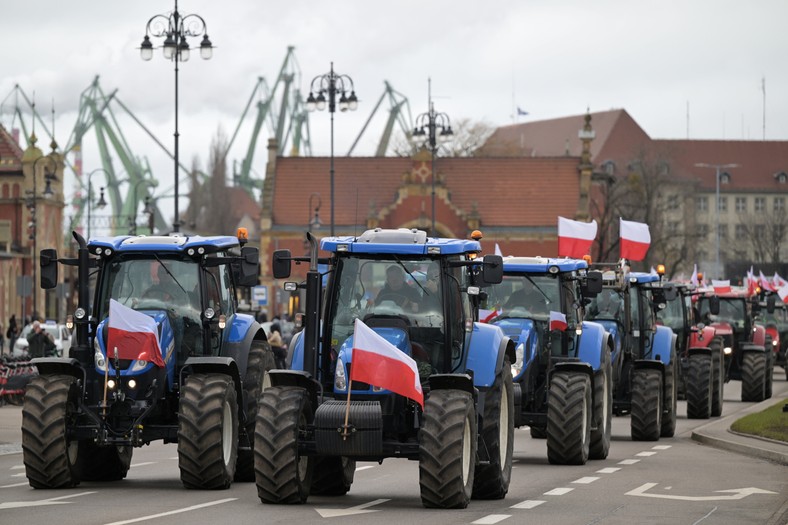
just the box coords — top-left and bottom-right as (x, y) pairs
(342, 378), (353, 440)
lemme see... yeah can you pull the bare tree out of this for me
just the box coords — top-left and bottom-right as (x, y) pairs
(737, 210), (788, 264)
(184, 128), (236, 234)
(390, 118), (495, 157)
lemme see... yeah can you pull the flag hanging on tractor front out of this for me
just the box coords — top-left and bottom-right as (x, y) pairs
(619, 219), (651, 261)
(557, 217), (597, 258)
(712, 280), (732, 294)
(107, 299), (166, 367)
(549, 311), (568, 331)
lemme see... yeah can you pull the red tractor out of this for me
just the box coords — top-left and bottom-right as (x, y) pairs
(760, 293), (787, 381)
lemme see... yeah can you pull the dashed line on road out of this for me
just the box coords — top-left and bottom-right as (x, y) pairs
(636, 451), (657, 457)
(652, 445), (671, 450)
(596, 467), (620, 474)
(618, 459), (640, 465)
(544, 487), (574, 496)
(103, 498), (237, 525)
(0, 482), (29, 488)
(10, 465), (24, 470)
(472, 514), (510, 524)
(130, 462), (157, 468)
(510, 500), (545, 509)
(572, 476), (599, 484)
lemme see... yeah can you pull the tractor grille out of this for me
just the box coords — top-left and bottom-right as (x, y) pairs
(346, 364), (371, 391)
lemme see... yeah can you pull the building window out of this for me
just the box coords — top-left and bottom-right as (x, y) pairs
(775, 171), (787, 184)
(735, 197), (747, 213)
(735, 224), (746, 240)
(666, 195), (679, 211)
(775, 197), (785, 212)
(754, 197), (765, 212)
(719, 224), (728, 239)
(697, 196), (708, 212)
(698, 224), (709, 237)
(602, 160), (616, 176)
(718, 196), (728, 212)
(720, 172), (731, 184)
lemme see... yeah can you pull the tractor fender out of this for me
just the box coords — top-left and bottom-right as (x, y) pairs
(689, 325), (717, 348)
(288, 330), (305, 370)
(466, 322), (515, 388)
(515, 325), (540, 382)
(182, 356), (244, 413)
(593, 320), (623, 362)
(652, 325), (676, 366)
(740, 343), (767, 353)
(687, 346), (713, 357)
(550, 361), (594, 383)
(751, 324), (767, 346)
(577, 321), (607, 370)
(223, 314), (266, 377)
(429, 373), (476, 399)
(30, 357), (85, 382)
(267, 369), (321, 412)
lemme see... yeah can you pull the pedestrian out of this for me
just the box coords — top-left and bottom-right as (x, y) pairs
(268, 322), (287, 368)
(26, 320), (56, 358)
(6, 315), (18, 354)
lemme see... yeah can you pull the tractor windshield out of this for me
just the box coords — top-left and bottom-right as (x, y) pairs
(586, 288), (624, 324)
(483, 274), (559, 321)
(657, 292), (684, 330)
(698, 297), (746, 331)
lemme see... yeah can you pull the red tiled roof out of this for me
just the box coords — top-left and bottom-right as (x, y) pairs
(0, 125), (24, 174)
(226, 187), (261, 221)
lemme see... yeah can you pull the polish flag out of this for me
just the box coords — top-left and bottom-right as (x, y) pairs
(778, 284), (788, 304)
(690, 264), (699, 287)
(350, 319), (424, 407)
(619, 219), (651, 261)
(759, 271), (775, 292)
(774, 272), (787, 288)
(549, 311), (568, 331)
(480, 308), (502, 323)
(712, 280), (732, 294)
(557, 217), (597, 258)
(107, 299), (166, 367)
(746, 267), (757, 295)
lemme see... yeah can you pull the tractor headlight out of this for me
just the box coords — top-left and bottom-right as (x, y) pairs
(723, 346), (732, 355)
(772, 340), (778, 347)
(130, 359), (148, 372)
(127, 379), (137, 390)
(334, 357), (347, 391)
(511, 342), (525, 377)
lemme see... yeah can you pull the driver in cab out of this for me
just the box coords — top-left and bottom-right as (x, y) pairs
(375, 265), (421, 312)
(144, 262), (189, 306)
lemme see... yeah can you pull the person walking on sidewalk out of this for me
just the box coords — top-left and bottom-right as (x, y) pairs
(26, 320), (56, 358)
(6, 315), (18, 355)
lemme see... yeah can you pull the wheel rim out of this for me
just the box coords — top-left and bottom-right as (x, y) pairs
(462, 415), (472, 484)
(499, 386), (509, 466)
(222, 400), (233, 466)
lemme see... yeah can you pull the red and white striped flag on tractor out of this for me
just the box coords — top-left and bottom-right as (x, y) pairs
(107, 299), (165, 367)
(712, 280), (732, 294)
(619, 219), (651, 261)
(557, 217), (597, 258)
(549, 311), (568, 331)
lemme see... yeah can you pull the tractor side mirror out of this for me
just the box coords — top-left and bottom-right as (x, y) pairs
(272, 249), (292, 279)
(582, 271), (603, 297)
(709, 295), (720, 315)
(766, 294), (776, 314)
(236, 246), (259, 287)
(662, 285), (678, 301)
(481, 255), (503, 285)
(40, 249), (59, 289)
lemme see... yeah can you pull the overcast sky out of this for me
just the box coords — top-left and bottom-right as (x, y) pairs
(2, 1), (786, 229)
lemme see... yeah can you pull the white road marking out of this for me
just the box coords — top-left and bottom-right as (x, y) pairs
(692, 506), (718, 524)
(472, 515), (510, 524)
(103, 498), (237, 525)
(652, 445), (671, 450)
(635, 451), (657, 457)
(315, 498), (389, 518)
(572, 476), (599, 484)
(130, 462), (157, 468)
(355, 466), (375, 472)
(0, 482), (30, 488)
(10, 465), (24, 470)
(0, 491), (96, 510)
(11, 472), (26, 478)
(544, 487), (574, 496)
(619, 459), (640, 465)
(597, 467), (620, 474)
(626, 483), (777, 502)
(510, 500), (545, 509)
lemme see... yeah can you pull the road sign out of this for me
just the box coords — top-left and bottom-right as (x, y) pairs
(252, 285), (268, 306)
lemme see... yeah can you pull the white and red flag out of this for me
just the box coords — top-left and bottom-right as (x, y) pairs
(777, 283), (788, 304)
(549, 311), (568, 331)
(350, 319), (424, 407)
(774, 272), (787, 288)
(107, 299), (166, 367)
(746, 267), (757, 295)
(759, 271), (775, 292)
(495, 243), (503, 257)
(557, 216), (597, 258)
(619, 219), (651, 261)
(712, 279), (731, 294)
(480, 308), (502, 323)
(690, 264), (700, 287)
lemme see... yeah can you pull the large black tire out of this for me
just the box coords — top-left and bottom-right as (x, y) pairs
(79, 442), (133, 481)
(473, 358), (514, 499)
(589, 348), (612, 460)
(546, 371), (591, 465)
(311, 456), (356, 496)
(741, 352), (767, 402)
(254, 386), (314, 504)
(710, 341), (724, 417)
(686, 354), (712, 419)
(764, 338), (773, 399)
(236, 341), (276, 482)
(529, 427), (546, 439)
(22, 374), (81, 488)
(661, 358), (677, 437)
(631, 369), (662, 441)
(178, 374), (239, 489)
(419, 389), (477, 509)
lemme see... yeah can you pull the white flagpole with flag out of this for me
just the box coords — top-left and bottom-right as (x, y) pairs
(620, 219), (651, 261)
(557, 216), (597, 258)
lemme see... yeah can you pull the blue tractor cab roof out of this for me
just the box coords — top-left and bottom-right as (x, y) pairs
(320, 228), (481, 256)
(628, 272), (660, 284)
(500, 256), (588, 274)
(88, 234), (240, 255)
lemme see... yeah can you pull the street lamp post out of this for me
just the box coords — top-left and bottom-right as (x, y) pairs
(127, 179), (154, 235)
(27, 154), (57, 317)
(306, 63), (358, 237)
(304, 192), (322, 252)
(143, 196), (156, 234)
(695, 162), (739, 278)
(85, 168), (108, 239)
(413, 97), (453, 237)
(140, 0), (213, 233)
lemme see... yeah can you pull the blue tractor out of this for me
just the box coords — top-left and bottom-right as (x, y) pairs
(586, 263), (678, 441)
(255, 228), (515, 509)
(480, 257), (612, 464)
(25, 230), (273, 489)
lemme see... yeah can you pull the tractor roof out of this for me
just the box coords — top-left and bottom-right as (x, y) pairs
(628, 272), (660, 284)
(320, 228), (481, 256)
(88, 234), (240, 254)
(501, 256), (587, 273)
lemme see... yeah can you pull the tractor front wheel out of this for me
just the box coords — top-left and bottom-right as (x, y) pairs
(547, 371), (591, 465)
(686, 354), (712, 419)
(236, 340), (276, 482)
(631, 369), (662, 441)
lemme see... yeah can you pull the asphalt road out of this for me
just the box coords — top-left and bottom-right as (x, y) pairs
(1, 376), (786, 525)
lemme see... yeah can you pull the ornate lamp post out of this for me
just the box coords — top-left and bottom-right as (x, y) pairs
(306, 63), (358, 237)
(127, 179), (155, 234)
(413, 97), (453, 237)
(85, 168), (108, 239)
(695, 162), (739, 278)
(27, 154), (57, 317)
(140, 0), (213, 233)
(143, 196), (157, 234)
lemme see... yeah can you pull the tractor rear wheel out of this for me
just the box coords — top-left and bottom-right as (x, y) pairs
(22, 374), (81, 488)
(686, 354), (712, 419)
(764, 337), (774, 399)
(547, 371), (591, 465)
(178, 374), (238, 489)
(419, 389), (476, 509)
(631, 369), (662, 441)
(236, 340), (276, 482)
(473, 358), (514, 499)
(741, 352), (767, 402)
(710, 341), (724, 417)
(80, 442), (133, 481)
(254, 386), (314, 504)
(590, 349), (612, 460)
(311, 456), (356, 496)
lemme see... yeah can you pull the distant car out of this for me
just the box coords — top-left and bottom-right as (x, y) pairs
(12, 322), (71, 358)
